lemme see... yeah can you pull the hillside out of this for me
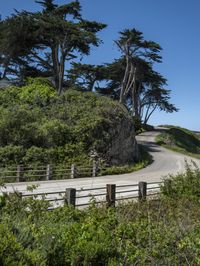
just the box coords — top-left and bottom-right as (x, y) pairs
(0, 78), (138, 167)
(156, 126), (200, 159)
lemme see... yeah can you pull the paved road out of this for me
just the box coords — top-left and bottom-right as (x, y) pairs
(1, 128), (200, 206)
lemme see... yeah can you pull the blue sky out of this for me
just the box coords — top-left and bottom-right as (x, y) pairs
(1, 0), (200, 130)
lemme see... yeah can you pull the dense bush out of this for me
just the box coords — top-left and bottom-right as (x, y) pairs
(0, 78), (133, 167)
(1, 182), (200, 265)
(0, 145), (25, 165)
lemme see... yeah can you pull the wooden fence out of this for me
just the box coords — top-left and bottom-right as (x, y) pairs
(0, 162), (102, 183)
(18, 181), (163, 209)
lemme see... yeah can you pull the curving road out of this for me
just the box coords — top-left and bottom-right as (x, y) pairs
(2, 127), (200, 205)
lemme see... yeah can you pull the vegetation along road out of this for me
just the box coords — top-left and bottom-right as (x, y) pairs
(2, 127), (200, 207)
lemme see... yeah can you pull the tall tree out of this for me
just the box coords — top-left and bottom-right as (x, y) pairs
(0, 0), (106, 93)
(115, 28), (162, 104)
(97, 56), (178, 124)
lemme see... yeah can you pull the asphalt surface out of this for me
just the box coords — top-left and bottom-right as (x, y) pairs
(1, 128), (200, 206)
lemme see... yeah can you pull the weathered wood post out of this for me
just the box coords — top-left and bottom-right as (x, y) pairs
(16, 191), (22, 199)
(90, 149), (98, 177)
(46, 164), (53, 181)
(16, 165), (24, 182)
(138, 181), (147, 201)
(64, 188), (76, 207)
(92, 161), (97, 177)
(71, 164), (77, 179)
(106, 184), (116, 207)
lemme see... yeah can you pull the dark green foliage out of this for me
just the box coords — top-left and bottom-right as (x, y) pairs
(0, 78), (131, 167)
(67, 62), (108, 92)
(116, 28), (162, 63)
(35, 0), (58, 12)
(112, 28), (178, 124)
(1, 0), (106, 93)
(0, 145), (25, 165)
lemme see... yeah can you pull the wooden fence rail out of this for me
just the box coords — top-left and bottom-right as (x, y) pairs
(18, 181), (163, 209)
(0, 162), (100, 183)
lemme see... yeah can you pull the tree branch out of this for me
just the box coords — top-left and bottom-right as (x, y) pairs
(30, 51), (53, 70)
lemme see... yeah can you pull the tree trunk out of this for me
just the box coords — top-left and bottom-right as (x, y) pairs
(2, 57), (11, 79)
(58, 54), (65, 95)
(52, 45), (61, 93)
(51, 44), (66, 94)
(143, 104), (157, 125)
(88, 78), (96, 91)
(132, 83), (140, 119)
(119, 55), (129, 104)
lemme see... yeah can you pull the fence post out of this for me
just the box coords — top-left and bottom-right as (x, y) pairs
(92, 161), (97, 177)
(16, 165), (24, 182)
(71, 164), (77, 179)
(46, 164), (53, 181)
(138, 181), (147, 201)
(106, 184), (116, 207)
(64, 188), (76, 207)
(16, 191), (22, 199)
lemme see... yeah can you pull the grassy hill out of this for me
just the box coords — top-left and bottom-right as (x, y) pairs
(156, 125), (200, 159)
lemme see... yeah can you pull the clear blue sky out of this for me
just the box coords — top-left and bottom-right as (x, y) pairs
(1, 0), (200, 130)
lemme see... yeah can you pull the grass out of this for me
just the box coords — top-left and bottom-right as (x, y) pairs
(156, 125), (200, 159)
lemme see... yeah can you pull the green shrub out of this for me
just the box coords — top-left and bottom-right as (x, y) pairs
(161, 163), (200, 200)
(1, 191), (200, 265)
(19, 77), (56, 106)
(0, 224), (26, 266)
(0, 105), (41, 147)
(0, 145), (25, 165)
(37, 119), (72, 147)
(0, 79), (138, 167)
(23, 146), (48, 165)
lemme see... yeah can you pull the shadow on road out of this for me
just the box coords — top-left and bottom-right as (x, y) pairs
(138, 141), (161, 153)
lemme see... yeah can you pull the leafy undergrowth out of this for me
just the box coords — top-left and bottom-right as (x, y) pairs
(1, 165), (200, 265)
(156, 125), (200, 159)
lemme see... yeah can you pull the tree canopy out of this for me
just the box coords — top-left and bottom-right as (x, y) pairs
(0, 1), (177, 125)
(0, 0), (106, 93)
